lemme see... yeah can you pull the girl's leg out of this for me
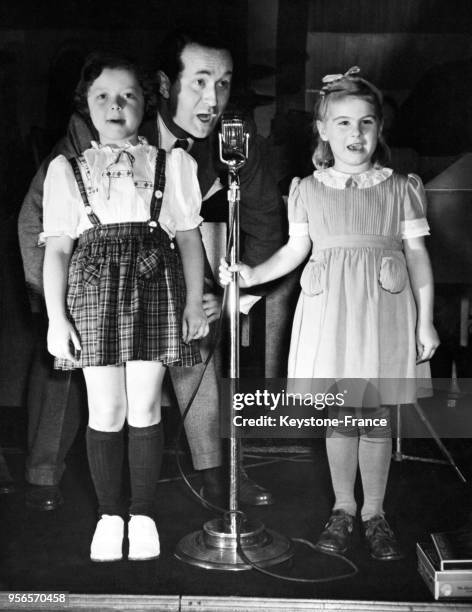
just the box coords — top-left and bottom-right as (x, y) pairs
(84, 365), (128, 432)
(359, 408), (403, 560)
(126, 360), (166, 516)
(358, 408), (392, 521)
(83, 365), (127, 515)
(82, 365), (127, 561)
(358, 436), (392, 520)
(315, 425), (359, 554)
(326, 431), (359, 517)
(125, 361), (166, 560)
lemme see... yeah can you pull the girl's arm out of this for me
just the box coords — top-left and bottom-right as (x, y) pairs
(175, 228), (209, 343)
(403, 236), (440, 363)
(43, 235), (81, 361)
(219, 235), (311, 288)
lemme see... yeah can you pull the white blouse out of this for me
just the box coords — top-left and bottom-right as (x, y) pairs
(41, 139), (203, 243)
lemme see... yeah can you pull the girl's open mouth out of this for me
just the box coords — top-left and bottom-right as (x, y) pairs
(347, 143), (364, 152)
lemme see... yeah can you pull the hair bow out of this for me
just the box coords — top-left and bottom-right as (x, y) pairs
(319, 66), (361, 95)
(322, 66), (360, 84)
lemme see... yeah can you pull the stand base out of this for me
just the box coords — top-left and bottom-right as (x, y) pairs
(394, 404), (467, 483)
(392, 451), (451, 465)
(175, 517), (294, 571)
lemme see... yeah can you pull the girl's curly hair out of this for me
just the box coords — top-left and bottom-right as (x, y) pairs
(74, 52), (156, 119)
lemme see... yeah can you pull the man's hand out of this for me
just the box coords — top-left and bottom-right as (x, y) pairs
(203, 292), (222, 323)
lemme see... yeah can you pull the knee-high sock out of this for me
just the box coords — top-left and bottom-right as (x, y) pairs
(326, 434), (359, 517)
(128, 422), (163, 518)
(86, 426), (124, 516)
(359, 436), (392, 521)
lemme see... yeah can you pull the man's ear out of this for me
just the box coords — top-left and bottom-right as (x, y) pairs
(157, 70), (171, 98)
(316, 120), (327, 141)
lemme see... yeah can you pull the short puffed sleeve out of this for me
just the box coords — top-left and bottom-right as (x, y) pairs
(288, 177), (309, 237)
(159, 148), (203, 237)
(401, 173), (430, 239)
(40, 155), (83, 244)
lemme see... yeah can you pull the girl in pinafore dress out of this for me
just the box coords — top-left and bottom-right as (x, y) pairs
(42, 54), (208, 562)
(220, 67), (439, 561)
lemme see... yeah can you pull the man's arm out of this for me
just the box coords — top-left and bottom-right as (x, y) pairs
(17, 113), (97, 309)
(238, 124), (287, 269)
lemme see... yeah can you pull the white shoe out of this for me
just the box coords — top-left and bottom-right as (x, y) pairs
(128, 515), (160, 561)
(90, 515), (124, 562)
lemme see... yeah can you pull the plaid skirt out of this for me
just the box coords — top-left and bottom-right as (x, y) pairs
(55, 222), (201, 370)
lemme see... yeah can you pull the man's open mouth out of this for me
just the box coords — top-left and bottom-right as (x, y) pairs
(196, 113), (215, 123)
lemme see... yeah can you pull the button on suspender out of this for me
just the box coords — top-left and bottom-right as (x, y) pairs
(148, 149), (167, 235)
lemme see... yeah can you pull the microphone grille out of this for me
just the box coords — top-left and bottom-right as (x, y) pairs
(221, 112), (245, 145)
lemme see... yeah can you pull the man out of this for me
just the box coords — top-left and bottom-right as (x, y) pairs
(18, 29), (287, 510)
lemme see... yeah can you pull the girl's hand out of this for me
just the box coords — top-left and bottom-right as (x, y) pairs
(416, 321), (440, 363)
(218, 257), (254, 288)
(47, 317), (81, 361)
(182, 302), (209, 343)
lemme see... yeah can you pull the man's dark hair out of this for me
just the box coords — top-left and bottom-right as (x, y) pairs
(158, 29), (233, 85)
(74, 52), (156, 118)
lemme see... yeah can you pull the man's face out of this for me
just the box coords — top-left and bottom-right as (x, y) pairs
(168, 43), (233, 138)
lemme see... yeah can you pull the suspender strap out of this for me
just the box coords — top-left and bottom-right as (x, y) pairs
(149, 149), (166, 224)
(69, 151), (166, 229)
(69, 157), (102, 226)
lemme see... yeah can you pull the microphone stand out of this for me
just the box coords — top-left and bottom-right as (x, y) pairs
(175, 124), (293, 570)
(227, 161), (242, 539)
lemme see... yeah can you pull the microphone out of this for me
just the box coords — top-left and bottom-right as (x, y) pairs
(219, 113), (249, 170)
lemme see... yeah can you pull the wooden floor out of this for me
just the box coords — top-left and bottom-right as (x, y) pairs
(1, 428), (472, 611)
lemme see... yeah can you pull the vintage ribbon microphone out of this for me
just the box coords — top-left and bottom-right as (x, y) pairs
(218, 113), (249, 543)
(175, 113), (293, 570)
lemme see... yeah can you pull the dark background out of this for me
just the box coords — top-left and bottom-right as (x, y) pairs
(1, 0), (472, 428)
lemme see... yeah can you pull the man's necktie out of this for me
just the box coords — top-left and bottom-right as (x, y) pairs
(173, 138), (189, 151)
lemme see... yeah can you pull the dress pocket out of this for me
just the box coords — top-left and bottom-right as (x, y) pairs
(82, 261), (102, 286)
(300, 258), (326, 296)
(378, 252), (408, 294)
(137, 249), (163, 281)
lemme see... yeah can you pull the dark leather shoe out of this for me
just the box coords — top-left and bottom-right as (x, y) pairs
(363, 515), (404, 561)
(315, 509), (355, 554)
(239, 468), (274, 506)
(26, 485), (64, 511)
(199, 485), (225, 507)
(0, 480), (17, 495)
(200, 467), (226, 507)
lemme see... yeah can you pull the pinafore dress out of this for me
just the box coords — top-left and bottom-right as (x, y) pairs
(287, 170), (431, 405)
(55, 149), (201, 370)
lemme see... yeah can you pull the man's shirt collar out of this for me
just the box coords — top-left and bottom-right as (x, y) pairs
(157, 113), (194, 153)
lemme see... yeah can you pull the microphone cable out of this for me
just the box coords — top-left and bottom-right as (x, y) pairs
(233, 511), (359, 584)
(173, 208), (359, 583)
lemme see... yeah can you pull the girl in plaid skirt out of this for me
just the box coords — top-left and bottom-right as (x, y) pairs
(41, 54), (209, 562)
